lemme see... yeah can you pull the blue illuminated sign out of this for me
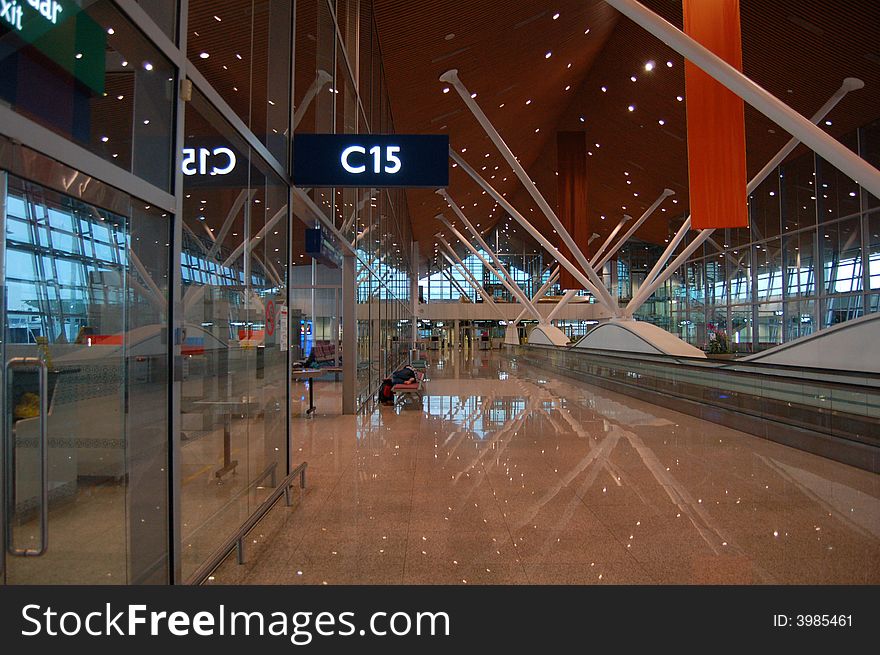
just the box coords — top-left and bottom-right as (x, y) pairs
(293, 134), (449, 188)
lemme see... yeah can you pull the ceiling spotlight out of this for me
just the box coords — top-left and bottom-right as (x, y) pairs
(676, 95), (683, 101)
(658, 119), (665, 126)
(470, 92), (477, 98)
(199, 52), (209, 59)
(545, 51), (552, 59)
(630, 76), (637, 82)
(443, 87), (450, 93)
(143, 62), (153, 70)
(601, 86), (607, 92)
(553, 12), (560, 19)
(666, 61), (673, 67)
(627, 105), (635, 111)
(645, 61), (655, 71)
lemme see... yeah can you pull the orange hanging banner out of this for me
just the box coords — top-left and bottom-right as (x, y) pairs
(556, 131), (590, 290)
(683, 0), (749, 229)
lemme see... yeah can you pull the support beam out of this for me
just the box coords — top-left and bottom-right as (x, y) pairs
(604, 0), (880, 198)
(341, 253), (356, 414)
(438, 257), (474, 302)
(436, 189), (540, 317)
(514, 265), (560, 324)
(590, 216), (632, 267)
(207, 189), (253, 260)
(546, 289), (578, 323)
(438, 242), (506, 319)
(440, 69), (618, 312)
(435, 215), (543, 321)
(292, 70), (333, 130)
(450, 150), (616, 313)
(593, 188), (674, 270)
(341, 189), (377, 237)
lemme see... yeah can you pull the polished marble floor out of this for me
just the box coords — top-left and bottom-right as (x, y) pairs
(208, 350), (880, 584)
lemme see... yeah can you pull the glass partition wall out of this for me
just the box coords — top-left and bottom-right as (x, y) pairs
(1, 0), (414, 584)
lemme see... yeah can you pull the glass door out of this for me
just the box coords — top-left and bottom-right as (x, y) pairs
(1, 171), (169, 583)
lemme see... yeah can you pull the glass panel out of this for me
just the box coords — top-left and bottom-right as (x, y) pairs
(136, 0), (177, 39)
(178, 89), (287, 581)
(3, 172), (169, 583)
(187, 1), (292, 166)
(0, 1), (175, 190)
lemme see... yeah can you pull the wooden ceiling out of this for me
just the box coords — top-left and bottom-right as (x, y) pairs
(373, 0), (880, 268)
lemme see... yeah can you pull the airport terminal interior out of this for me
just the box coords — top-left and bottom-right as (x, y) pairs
(0, 0), (878, 584)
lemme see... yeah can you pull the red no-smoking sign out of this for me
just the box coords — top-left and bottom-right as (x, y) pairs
(266, 300), (275, 336)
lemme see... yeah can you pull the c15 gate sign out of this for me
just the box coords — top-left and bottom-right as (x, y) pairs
(293, 134), (448, 188)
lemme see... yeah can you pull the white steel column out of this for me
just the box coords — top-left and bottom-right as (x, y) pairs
(545, 289), (578, 323)
(440, 69), (619, 312)
(593, 188), (675, 270)
(514, 265), (560, 324)
(591, 215), (632, 266)
(438, 244), (506, 319)
(342, 253), (357, 414)
(450, 150), (616, 313)
(604, 0), (880, 198)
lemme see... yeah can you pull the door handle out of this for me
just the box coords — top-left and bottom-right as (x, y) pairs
(5, 357), (49, 557)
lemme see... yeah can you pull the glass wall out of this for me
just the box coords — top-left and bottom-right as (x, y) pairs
(632, 119), (880, 352)
(1, 0), (414, 584)
(2, 153), (170, 583)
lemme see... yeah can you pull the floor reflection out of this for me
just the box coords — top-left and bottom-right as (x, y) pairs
(208, 350), (880, 585)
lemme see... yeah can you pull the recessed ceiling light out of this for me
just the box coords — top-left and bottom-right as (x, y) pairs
(564, 85), (571, 91)
(471, 92), (477, 98)
(579, 116), (585, 122)
(443, 87), (450, 93)
(645, 61), (655, 71)
(630, 76), (637, 82)
(199, 52), (209, 59)
(545, 51), (552, 59)
(121, 60), (128, 67)
(106, 27), (114, 35)
(628, 105), (635, 111)
(601, 86), (607, 92)
(658, 119), (665, 126)
(825, 120), (832, 125)
(143, 62), (153, 70)
(584, 28), (590, 34)
(526, 99), (532, 105)
(676, 95), (683, 101)
(101, 136), (108, 142)
(553, 12), (560, 20)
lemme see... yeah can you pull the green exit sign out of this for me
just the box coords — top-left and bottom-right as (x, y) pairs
(1, 0), (106, 95)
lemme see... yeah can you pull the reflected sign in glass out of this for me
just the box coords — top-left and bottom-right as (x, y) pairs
(293, 134), (449, 188)
(0, 0), (105, 94)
